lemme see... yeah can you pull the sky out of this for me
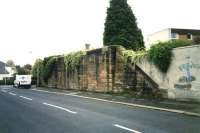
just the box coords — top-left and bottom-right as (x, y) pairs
(0, 0), (200, 65)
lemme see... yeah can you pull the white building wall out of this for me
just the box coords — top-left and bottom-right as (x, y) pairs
(0, 74), (10, 80)
(147, 29), (171, 48)
(0, 66), (15, 80)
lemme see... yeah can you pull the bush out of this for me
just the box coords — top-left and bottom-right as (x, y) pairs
(148, 40), (192, 73)
(0, 77), (15, 85)
(32, 59), (43, 79)
(41, 56), (58, 82)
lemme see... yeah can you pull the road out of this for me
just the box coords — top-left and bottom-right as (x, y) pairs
(0, 86), (200, 133)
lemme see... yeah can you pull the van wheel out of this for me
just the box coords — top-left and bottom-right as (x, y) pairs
(27, 85), (31, 89)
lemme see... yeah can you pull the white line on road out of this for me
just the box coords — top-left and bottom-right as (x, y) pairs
(43, 102), (77, 114)
(9, 92), (17, 96)
(31, 89), (79, 96)
(19, 96), (33, 101)
(1, 90), (7, 93)
(113, 124), (142, 133)
(32, 89), (200, 117)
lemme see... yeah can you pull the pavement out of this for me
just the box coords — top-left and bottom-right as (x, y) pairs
(0, 86), (200, 133)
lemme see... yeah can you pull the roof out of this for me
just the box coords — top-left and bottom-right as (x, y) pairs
(0, 61), (9, 74)
(171, 28), (200, 35)
(148, 28), (200, 36)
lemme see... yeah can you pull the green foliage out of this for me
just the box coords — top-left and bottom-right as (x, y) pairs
(41, 56), (58, 82)
(148, 40), (192, 73)
(121, 40), (192, 73)
(122, 47), (147, 64)
(103, 0), (144, 50)
(64, 51), (86, 70)
(24, 64), (32, 71)
(16, 66), (31, 75)
(0, 77), (15, 85)
(33, 51), (85, 83)
(32, 59), (43, 79)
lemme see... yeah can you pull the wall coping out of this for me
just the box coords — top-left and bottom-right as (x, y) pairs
(173, 44), (200, 50)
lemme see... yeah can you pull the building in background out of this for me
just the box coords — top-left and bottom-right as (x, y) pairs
(147, 28), (200, 47)
(0, 61), (16, 80)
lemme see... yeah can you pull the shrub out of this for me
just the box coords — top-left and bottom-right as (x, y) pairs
(41, 56), (58, 82)
(0, 77), (15, 85)
(148, 40), (192, 73)
(32, 59), (43, 79)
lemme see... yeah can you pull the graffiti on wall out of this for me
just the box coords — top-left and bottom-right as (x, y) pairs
(174, 56), (200, 90)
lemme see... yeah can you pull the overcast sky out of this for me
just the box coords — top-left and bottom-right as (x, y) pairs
(0, 0), (200, 65)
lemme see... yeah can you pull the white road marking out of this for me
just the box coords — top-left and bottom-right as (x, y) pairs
(68, 92), (79, 95)
(31, 89), (200, 117)
(43, 102), (77, 114)
(32, 89), (79, 96)
(19, 96), (33, 101)
(1, 90), (7, 93)
(9, 92), (17, 96)
(113, 124), (142, 133)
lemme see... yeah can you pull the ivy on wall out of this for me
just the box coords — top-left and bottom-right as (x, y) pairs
(122, 40), (192, 73)
(148, 40), (192, 73)
(122, 48), (147, 64)
(33, 51), (86, 83)
(64, 51), (86, 70)
(33, 40), (192, 84)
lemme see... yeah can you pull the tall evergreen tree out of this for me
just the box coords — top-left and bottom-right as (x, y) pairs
(103, 0), (144, 50)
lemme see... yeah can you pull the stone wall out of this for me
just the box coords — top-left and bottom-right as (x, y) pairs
(41, 46), (158, 93)
(39, 45), (200, 101)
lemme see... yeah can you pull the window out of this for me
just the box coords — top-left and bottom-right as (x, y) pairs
(171, 33), (179, 39)
(187, 33), (192, 40)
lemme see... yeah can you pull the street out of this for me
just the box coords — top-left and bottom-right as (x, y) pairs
(0, 86), (200, 133)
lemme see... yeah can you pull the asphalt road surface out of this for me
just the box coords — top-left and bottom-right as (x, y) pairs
(0, 86), (200, 133)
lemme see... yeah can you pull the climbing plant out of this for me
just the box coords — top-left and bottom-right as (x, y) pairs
(148, 40), (192, 73)
(121, 40), (192, 73)
(64, 51), (86, 70)
(122, 47), (147, 64)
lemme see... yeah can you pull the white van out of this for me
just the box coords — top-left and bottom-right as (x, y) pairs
(14, 75), (32, 88)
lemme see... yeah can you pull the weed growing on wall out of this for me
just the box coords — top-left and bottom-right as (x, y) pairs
(122, 48), (147, 64)
(148, 40), (192, 73)
(64, 51), (86, 70)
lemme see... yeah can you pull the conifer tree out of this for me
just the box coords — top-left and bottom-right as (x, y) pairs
(103, 0), (144, 50)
